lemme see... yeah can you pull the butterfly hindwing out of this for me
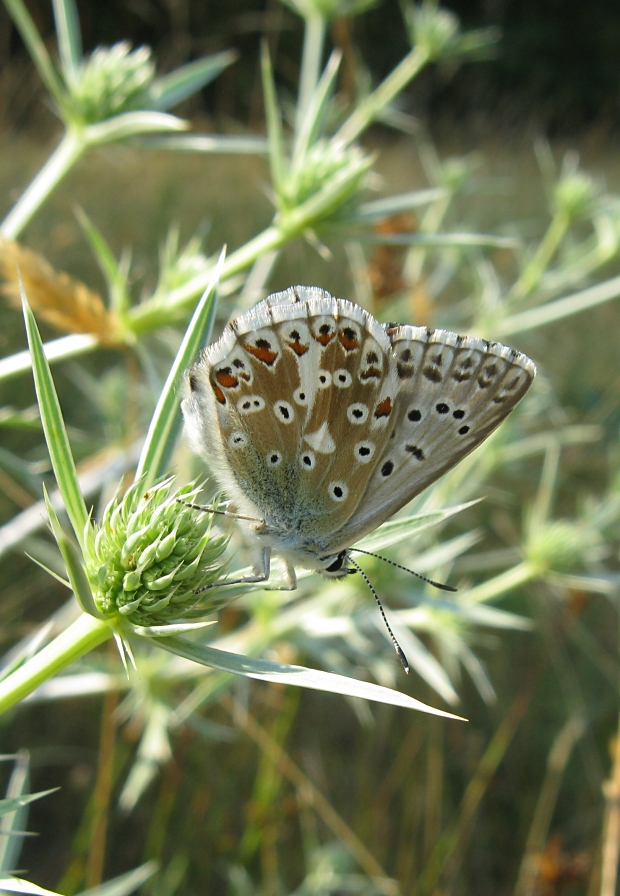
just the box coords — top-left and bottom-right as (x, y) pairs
(330, 325), (536, 548)
(185, 292), (399, 538)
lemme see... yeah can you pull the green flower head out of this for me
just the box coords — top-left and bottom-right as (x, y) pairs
(67, 41), (156, 124)
(83, 479), (229, 626)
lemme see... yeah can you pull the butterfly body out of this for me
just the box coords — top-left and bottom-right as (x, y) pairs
(182, 286), (536, 586)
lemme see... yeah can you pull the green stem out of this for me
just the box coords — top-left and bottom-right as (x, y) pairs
(497, 273), (620, 338)
(128, 222), (285, 333)
(1, 128), (85, 239)
(463, 562), (534, 604)
(129, 158), (368, 332)
(336, 45), (430, 146)
(509, 210), (570, 303)
(0, 333), (97, 383)
(296, 14), (327, 137)
(0, 613), (111, 715)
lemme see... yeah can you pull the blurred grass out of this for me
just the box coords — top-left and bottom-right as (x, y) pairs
(1, 6), (620, 888)
(1, 126), (619, 894)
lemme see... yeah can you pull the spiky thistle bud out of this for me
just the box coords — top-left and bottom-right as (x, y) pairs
(67, 42), (156, 124)
(280, 140), (371, 214)
(526, 520), (594, 576)
(83, 480), (229, 626)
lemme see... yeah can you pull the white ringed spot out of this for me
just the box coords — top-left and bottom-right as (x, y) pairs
(266, 450), (283, 467)
(293, 387), (309, 406)
(237, 395), (265, 414)
(300, 450), (316, 470)
(354, 441), (375, 463)
(334, 369), (352, 388)
(347, 402), (369, 424)
(229, 431), (248, 449)
(317, 370), (332, 389)
(328, 481), (348, 502)
(274, 400), (295, 423)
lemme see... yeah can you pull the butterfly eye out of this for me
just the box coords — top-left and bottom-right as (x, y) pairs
(317, 371), (332, 389)
(323, 551), (347, 573)
(266, 451), (283, 467)
(328, 481), (348, 502)
(293, 387), (309, 405)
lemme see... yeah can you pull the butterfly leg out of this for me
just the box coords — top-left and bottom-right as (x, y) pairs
(194, 547), (272, 593)
(262, 560), (297, 591)
(195, 548), (299, 593)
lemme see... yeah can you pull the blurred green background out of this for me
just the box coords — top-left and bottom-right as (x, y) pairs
(1, 2), (620, 895)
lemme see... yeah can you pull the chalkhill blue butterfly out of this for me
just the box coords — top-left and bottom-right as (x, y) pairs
(182, 286), (536, 670)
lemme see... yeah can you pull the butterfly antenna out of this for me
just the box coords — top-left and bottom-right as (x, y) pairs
(352, 548), (457, 593)
(176, 499), (262, 523)
(348, 557), (410, 674)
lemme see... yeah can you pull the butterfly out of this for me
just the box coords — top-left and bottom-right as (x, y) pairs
(181, 286), (536, 669)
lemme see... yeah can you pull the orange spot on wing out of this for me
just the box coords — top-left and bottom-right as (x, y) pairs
(287, 339), (309, 356)
(213, 384), (226, 404)
(314, 332), (334, 346)
(338, 330), (359, 351)
(361, 367), (382, 380)
(215, 371), (239, 388)
(245, 344), (278, 365)
(374, 397), (392, 418)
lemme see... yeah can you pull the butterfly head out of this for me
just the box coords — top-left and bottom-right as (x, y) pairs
(318, 549), (356, 579)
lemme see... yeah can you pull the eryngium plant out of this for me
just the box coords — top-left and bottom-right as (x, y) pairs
(84, 480), (229, 625)
(66, 42), (155, 124)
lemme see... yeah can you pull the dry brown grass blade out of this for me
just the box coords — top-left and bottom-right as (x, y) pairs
(0, 238), (122, 345)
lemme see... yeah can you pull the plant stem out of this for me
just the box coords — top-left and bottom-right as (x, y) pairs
(496, 273), (620, 338)
(0, 333), (97, 383)
(128, 222), (286, 333)
(463, 562), (534, 604)
(130, 157), (368, 332)
(508, 210), (570, 303)
(0, 128), (85, 239)
(336, 45), (430, 146)
(0, 613), (111, 715)
(296, 14), (326, 137)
